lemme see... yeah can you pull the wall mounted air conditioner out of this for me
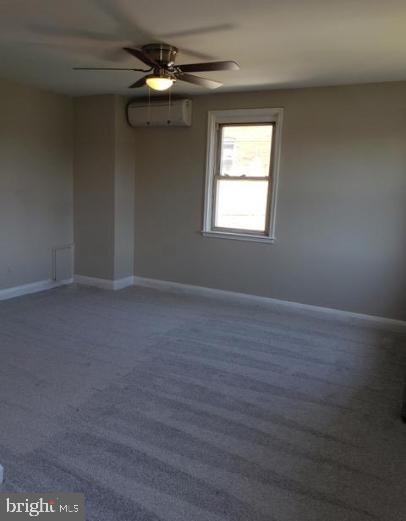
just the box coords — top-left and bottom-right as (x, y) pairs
(127, 99), (192, 127)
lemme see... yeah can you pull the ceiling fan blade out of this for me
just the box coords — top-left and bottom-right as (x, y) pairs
(178, 47), (213, 61)
(73, 67), (138, 71)
(161, 23), (235, 39)
(178, 61), (239, 73)
(28, 24), (118, 43)
(129, 77), (147, 88)
(178, 73), (222, 89)
(123, 47), (158, 67)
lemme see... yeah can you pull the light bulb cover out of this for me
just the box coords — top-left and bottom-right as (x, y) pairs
(146, 76), (174, 91)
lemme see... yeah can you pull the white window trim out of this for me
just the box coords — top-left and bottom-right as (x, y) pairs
(202, 107), (283, 243)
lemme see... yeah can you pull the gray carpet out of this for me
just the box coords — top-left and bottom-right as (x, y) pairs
(0, 284), (405, 521)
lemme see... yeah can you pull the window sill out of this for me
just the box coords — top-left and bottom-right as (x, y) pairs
(201, 230), (275, 244)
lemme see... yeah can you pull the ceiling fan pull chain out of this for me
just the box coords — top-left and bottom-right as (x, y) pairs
(167, 89), (172, 126)
(147, 87), (151, 126)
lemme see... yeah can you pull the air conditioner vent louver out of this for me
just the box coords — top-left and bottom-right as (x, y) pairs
(127, 99), (192, 127)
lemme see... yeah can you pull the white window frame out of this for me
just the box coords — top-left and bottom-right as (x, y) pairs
(202, 108), (283, 243)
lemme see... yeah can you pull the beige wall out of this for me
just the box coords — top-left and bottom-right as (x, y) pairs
(74, 95), (135, 281)
(0, 79), (73, 289)
(133, 82), (406, 320)
(113, 96), (135, 280)
(74, 95), (116, 280)
(2, 78), (404, 320)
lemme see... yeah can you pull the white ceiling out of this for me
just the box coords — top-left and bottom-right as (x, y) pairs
(1, 0), (406, 96)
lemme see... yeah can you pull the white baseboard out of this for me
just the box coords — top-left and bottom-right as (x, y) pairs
(0, 278), (73, 302)
(113, 275), (134, 289)
(133, 276), (406, 330)
(74, 274), (134, 290)
(1, 273), (403, 329)
(113, 276), (135, 290)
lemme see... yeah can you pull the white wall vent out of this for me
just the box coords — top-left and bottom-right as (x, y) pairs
(127, 99), (192, 127)
(52, 244), (74, 282)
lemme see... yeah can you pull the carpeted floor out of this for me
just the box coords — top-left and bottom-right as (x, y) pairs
(0, 284), (405, 520)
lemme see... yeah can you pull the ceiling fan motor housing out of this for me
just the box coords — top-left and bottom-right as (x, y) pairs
(142, 43), (178, 68)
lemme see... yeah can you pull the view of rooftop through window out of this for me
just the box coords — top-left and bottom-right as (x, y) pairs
(215, 124), (273, 232)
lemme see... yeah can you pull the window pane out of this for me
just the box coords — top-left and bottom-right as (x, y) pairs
(220, 125), (273, 178)
(215, 179), (269, 232)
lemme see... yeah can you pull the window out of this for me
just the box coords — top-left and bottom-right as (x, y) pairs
(203, 108), (283, 243)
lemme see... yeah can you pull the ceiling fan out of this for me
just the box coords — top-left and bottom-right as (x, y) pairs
(74, 43), (239, 91)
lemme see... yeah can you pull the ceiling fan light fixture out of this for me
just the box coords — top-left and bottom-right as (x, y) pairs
(146, 76), (174, 91)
